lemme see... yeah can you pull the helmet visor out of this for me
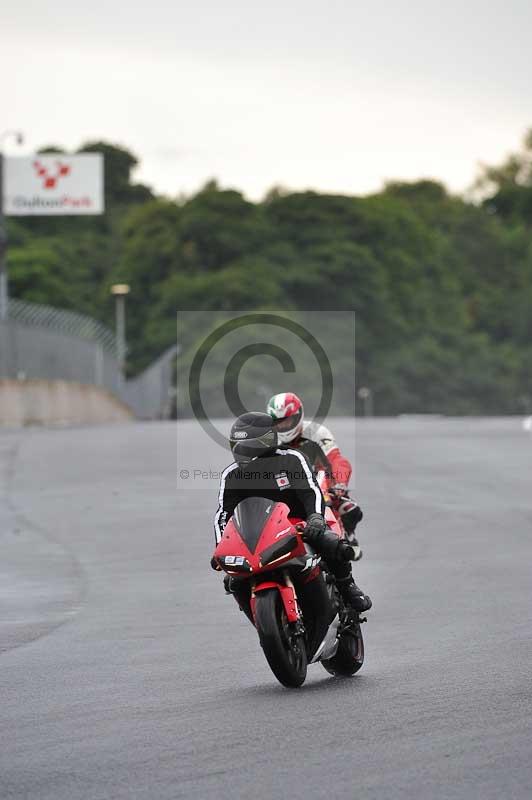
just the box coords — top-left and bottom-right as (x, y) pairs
(272, 409), (302, 433)
(230, 430), (277, 462)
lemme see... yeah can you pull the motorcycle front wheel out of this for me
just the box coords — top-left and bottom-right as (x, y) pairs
(254, 589), (307, 688)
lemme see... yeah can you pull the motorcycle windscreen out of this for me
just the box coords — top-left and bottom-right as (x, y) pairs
(233, 497), (276, 554)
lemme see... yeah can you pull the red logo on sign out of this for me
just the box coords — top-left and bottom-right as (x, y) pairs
(33, 160), (71, 190)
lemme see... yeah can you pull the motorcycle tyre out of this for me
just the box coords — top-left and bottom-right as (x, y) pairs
(254, 589), (307, 688)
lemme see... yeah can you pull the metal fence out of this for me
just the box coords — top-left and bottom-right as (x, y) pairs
(123, 344), (178, 419)
(7, 299), (116, 351)
(0, 299), (177, 419)
(0, 304), (121, 394)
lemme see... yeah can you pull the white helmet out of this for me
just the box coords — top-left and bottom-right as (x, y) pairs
(266, 392), (304, 444)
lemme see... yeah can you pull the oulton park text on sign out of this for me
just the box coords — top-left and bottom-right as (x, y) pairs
(2, 154), (104, 216)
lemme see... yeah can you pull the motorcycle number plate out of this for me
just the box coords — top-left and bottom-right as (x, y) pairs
(225, 555), (246, 566)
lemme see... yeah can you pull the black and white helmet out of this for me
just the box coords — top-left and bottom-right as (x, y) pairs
(229, 412), (278, 463)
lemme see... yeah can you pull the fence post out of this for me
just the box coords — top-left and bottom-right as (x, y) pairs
(94, 343), (104, 386)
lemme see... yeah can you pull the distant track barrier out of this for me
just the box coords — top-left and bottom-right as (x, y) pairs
(0, 379), (133, 426)
(0, 300), (177, 425)
(1, 299), (120, 393)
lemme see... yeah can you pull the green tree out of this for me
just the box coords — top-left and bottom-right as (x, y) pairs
(475, 129), (532, 224)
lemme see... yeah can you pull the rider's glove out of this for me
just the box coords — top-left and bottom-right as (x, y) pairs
(210, 556), (222, 571)
(303, 513), (327, 544)
(339, 500), (363, 527)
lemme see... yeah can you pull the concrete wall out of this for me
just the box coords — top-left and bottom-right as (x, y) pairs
(0, 379), (133, 427)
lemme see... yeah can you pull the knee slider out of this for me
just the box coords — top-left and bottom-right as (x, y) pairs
(314, 529), (352, 563)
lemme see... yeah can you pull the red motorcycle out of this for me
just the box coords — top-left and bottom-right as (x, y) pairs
(212, 472), (366, 688)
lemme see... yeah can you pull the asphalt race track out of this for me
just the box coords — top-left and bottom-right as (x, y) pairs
(1, 418), (531, 799)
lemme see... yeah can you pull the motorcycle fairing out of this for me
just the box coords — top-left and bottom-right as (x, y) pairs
(232, 497), (276, 554)
(214, 500), (308, 574)
(259, 533), (298, 567)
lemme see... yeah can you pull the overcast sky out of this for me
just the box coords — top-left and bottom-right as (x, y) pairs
(3, 0), (531, 200)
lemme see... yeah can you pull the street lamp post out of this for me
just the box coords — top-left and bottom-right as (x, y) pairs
(110, 284), (130, 386)
(0, 130), (25, 321)
(358, 386), (373, 417)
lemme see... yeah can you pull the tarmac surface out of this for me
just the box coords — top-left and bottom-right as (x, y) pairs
(1, 418), (531, 799)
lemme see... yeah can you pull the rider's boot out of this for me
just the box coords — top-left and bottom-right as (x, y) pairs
(333, 563), (372, 612)
(337, 578), (372, 612)
(344, 532), (362, 561)
(339, 499), (363, 561)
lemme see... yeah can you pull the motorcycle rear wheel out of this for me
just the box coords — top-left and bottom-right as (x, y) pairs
(255, 589), (307, 688)
(321, 620), (365, 676)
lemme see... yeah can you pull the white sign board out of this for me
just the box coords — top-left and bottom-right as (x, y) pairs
(2, 154), (104, 216)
